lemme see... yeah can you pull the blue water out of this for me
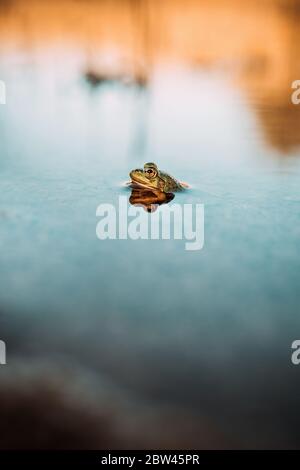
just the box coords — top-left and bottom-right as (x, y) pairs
(1, 53), (300, 448)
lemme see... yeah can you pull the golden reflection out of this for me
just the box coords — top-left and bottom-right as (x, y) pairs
(0, 0), (300, 153)
(129, 188), (174, 212)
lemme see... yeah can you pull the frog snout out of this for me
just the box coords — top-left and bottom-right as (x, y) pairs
(130, 169), (142, 178)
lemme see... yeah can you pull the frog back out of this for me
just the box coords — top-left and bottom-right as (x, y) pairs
(159, 171), (184, 192)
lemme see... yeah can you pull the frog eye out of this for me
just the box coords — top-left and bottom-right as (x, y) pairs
(145, 168), (157, 177)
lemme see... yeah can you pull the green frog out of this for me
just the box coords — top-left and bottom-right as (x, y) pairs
(129, 163), (186, 193)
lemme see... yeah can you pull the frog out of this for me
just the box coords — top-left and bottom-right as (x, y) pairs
(129, 163), (186, 193)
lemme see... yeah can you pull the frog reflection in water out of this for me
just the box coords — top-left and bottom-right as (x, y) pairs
(129, 163), (187, 212)
(129, 188), (174, 212)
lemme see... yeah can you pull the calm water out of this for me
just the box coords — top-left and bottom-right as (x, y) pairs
(0, 0), (300, 449)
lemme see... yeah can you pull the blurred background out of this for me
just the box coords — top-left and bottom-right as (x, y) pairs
(0, 0), (300, 449)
